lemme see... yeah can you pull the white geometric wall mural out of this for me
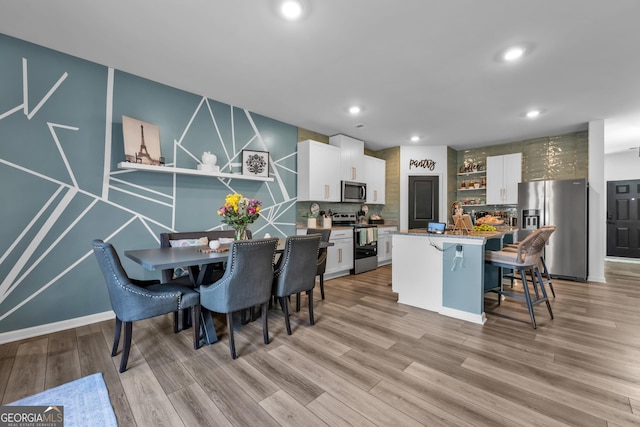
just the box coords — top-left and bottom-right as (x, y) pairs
(0, 35), (297, 336)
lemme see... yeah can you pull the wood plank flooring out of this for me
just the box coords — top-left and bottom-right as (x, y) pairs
(2, 261), (640, 426)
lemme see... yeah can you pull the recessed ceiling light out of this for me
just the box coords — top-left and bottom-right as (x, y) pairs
(280, 0), (303, 20)
(503, 46), (525, 62)
(410, 136), (420, 142)
(349, 106), (361, 115)
(526, 110), (541, 118)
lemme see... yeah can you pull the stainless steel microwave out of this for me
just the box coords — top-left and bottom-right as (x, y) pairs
(341, 180), (367, 203)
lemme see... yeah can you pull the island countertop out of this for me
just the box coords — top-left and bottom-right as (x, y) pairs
(395, 228), (518, 241)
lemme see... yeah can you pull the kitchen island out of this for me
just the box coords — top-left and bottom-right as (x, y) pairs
(391, 228), (516, 324)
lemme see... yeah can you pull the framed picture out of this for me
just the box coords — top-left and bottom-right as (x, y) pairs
(122, 115), (163, 165)
(242, 150), (269, 177)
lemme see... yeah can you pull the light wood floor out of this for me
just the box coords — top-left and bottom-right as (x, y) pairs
(2, 262), (640, 426)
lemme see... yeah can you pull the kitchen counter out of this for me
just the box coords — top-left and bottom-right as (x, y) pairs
(391, 228), (516, 324)
(398, 227), (517, 240)
(296, 225), (353, 231)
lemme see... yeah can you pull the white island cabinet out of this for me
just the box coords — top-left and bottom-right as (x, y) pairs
(486, 153), (522, 205)
(298, 140), (341, 202)
(392, 229), (516, 324)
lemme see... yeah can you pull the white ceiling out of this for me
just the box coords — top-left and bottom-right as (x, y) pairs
(2, 0), (640, 154)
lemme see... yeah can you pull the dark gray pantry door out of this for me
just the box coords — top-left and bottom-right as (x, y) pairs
(607, 179), (640, 258)
(408, 175), (439, 230)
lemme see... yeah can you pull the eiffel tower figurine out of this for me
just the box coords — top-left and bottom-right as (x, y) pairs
(135, 124), (154, 164)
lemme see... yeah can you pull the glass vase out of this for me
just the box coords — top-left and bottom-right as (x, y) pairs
(234, 225), (248, 240)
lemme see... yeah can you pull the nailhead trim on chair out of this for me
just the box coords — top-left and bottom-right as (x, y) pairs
(97, 246), (180, 300)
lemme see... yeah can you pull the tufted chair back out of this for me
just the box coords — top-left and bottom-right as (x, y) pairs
(273, 235), (321, 297)
(198, 237), (278, 359)
(199, 238), (278, 313)
(304, 228), (331, 300)
(272, 234), (321, 335)
(91, 239), (201, 371)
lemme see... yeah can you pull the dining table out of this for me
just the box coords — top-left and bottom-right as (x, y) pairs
(124, 238), (333, 346)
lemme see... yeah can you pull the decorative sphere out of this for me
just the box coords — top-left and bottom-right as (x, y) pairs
(202, 151), (217, 166)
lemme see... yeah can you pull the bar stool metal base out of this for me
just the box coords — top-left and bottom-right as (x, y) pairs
(486, 262), (553, 328)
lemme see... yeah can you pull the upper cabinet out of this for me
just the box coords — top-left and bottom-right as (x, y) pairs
(486, 153), (522, 205)
(364, 155), (386, 204)
(297, 140), (341, 202)
(329, 134), (364, 182)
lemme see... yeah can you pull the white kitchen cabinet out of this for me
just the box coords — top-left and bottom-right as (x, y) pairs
(364, 155), (386, 204)
(297, 140), (341, 201)
(377, 226), (396, 265)
(486, 153), (522, 205)
(329, 134), (365, 182)
(325, 228), (354, 278)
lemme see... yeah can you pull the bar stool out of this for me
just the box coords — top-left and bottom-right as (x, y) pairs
(503, 226), (556, 297)
(485, 230), (553, 328)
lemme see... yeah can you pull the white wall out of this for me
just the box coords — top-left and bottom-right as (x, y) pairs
(399, 146), (449, 230)
(605, 150), (640, 182)
(588, 120), (606, 282)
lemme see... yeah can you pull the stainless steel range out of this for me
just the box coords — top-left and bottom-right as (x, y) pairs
(331, 213), (378, 274)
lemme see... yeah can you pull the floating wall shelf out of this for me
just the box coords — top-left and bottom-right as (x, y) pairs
(116, 162), (274, 182)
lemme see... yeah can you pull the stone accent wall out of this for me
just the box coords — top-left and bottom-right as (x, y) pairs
(374, 147), (400, 223)
(456, 131), (589, 182)
(298, 128), (329, 144)
(447, 146), (458, 216)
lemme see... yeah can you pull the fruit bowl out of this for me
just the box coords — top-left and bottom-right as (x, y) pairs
(475, 215), (504, 225)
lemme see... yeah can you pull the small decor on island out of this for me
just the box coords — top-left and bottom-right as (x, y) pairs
(217, 193), (262, 240)
(198, 151), (220, 173)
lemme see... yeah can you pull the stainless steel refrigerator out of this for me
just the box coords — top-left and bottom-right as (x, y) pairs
(517, 178), (588, 281)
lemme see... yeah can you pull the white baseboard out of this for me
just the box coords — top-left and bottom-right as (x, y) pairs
(0, 311), (115, 345)
(439, 307), (487, 325)
(605, 256), (640, 264)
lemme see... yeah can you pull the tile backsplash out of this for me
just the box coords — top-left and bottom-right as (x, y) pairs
(456, 130), (589, 182)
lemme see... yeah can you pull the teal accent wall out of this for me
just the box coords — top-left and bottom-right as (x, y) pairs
(0, 34), (298, 334)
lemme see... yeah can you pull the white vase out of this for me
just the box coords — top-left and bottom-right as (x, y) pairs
(202, 151), (217, 166)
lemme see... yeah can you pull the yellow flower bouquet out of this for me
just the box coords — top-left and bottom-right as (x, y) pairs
(217, 193), (262, 239)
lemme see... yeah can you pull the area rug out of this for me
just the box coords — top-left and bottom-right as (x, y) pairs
(7, 372), (118, 427)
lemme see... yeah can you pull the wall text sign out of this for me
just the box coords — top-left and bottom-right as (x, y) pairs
(409, 159), (436, 170)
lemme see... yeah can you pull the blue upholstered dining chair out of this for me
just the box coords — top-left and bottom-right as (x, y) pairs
(305, 228), (332, 300)
(198, 238), (279, 359)
(92, 240), (201, 372)
(272, 234), (321, 335)
(159, 230), (254, 332)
